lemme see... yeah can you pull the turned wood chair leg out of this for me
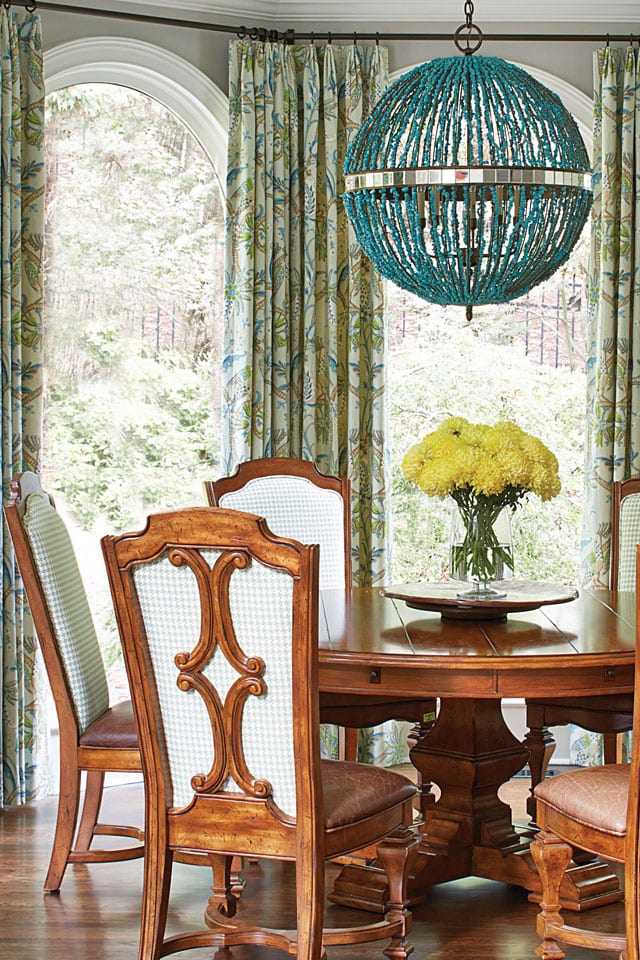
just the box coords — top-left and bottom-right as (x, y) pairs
(229, 855), (245, 894)
(206, 854), (237, 923)
(377, 825), (419, 960)
(74, 770), (105, 853)
(524, 722), (556, 823)
(45, 764), (82, 893)
(407, 715), (437, 820)
(530, 830), (573, 960)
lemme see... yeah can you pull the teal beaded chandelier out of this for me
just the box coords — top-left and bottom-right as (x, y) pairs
(343, 3), (592, 318)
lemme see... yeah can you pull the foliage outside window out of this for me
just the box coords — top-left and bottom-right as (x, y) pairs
(44, 84), (224, 525)
(43, 84), (224, 679)
(387, 238), (588, 587)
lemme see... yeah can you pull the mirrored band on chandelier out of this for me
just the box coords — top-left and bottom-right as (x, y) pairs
(344, 167), (592, 192)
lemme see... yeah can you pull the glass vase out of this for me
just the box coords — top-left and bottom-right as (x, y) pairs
(449, 503), (513, 599)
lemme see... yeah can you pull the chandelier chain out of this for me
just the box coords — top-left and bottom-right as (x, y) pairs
(455, 0), (483, 55)
(464, 1), (475, 28)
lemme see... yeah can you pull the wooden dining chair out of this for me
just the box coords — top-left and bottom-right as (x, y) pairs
(524, 477), (638, 821)
(3, 471), (143, 892)
(530, 543), (640, 960)
(102, 505), (418, 960)
(205, 457), (437, 781)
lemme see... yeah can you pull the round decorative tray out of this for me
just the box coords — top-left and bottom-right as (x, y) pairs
(382, 580), (578, 621)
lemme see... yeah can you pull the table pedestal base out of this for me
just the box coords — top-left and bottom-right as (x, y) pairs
(330, 699), (622, 913)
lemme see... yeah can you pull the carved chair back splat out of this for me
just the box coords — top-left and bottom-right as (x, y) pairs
(102, 506), (418, 960)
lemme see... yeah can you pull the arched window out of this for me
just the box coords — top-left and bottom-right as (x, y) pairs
(43, 40), (228, 702)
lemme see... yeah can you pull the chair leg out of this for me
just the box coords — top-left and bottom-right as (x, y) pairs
(205, 854), (237, 923)
(342, 727), (360, 763)
(74, 770), (105, 853)
(524, 718), (556, 823)
(407, 714), (437, 820)
(530, 829), (573, 960)
(44, 764), (82, 893)
(376, 825), (418, 960)
(295, 843), (325, 960)
(603, 732), (618, 766)
(138, 842), (173, 960)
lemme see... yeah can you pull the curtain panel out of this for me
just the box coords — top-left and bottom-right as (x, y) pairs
(581, 46), (640, 591)
(223, 39), (389, 590)
(574, 46), (639, 766)
(223, 40), (413, 766)
(0, 9), (45, 806)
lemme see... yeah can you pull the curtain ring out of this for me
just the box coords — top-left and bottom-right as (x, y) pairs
(327, 31), (332, 44)
(353, 32), (357, 45)
(375, 32), (380, 46)
(25, 1), (37, 10)
(605, 33), (610, 48)
(310, 31), (314, 44)
(237, 26), (246, 39)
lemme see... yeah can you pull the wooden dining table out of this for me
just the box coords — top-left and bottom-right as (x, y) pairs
(317, 584), (636, 913)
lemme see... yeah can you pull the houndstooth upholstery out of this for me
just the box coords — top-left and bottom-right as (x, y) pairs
(132, 548), (297, 816)
(617, 493), (640, 590)
(218, 476), (345, 590)
(22, 493), (109, 733)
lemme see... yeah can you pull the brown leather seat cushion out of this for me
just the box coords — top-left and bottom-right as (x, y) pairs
(535, 763), (629, 836)
(79, 699), (139, 749)
(321, 759), (416, 828)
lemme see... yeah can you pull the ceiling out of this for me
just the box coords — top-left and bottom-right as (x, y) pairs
(96, 0), (640, 25)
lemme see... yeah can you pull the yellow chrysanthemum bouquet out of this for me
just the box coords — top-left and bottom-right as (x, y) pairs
(402, 417), (561, 593)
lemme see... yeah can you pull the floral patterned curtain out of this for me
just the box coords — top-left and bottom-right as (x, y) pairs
(0, 9), (45, 806)
(574, 46), (639, 766)
(223, 40), (410, 765)
(223, 39), (389, 590)
(581, 46), (640, 589)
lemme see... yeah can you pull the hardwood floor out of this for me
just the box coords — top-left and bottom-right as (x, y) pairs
(0, 778), (624, 960)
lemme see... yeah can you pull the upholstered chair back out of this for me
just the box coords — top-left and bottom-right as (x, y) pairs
(21, 487), (109, 733)
(616, 493), (640, 590)
(206, 459), (351, 592)
(103, 507), (319, 820)
(611, 479), (640, 591)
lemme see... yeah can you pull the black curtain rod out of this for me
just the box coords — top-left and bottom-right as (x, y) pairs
(5, 0), (638, 44)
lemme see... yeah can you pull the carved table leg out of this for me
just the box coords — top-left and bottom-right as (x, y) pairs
(330, 697), (622, 914)
(411, 698), (529, 881)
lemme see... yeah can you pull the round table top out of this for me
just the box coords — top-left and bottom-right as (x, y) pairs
(317, 586), (636, 700)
